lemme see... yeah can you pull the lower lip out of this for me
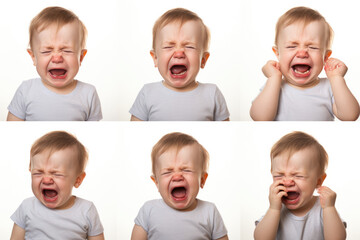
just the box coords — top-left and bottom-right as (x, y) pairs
(49, 72), (67, 80)
(292, 68), (311, 78)
(170, 71), (187, 79)
(43, 194), (58, 203)
(282, 195), (300, 205)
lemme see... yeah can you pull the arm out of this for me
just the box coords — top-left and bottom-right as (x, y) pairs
(131, 224), (147, 240)
(254, 180), (287, 240)
(10, 223), (25, 240)
(7, 112), (24, 121)
(325, 58), (360, 120)
(250, 61), (283, 121)
(88, 233), (105, 240)
(130, 115), (143, 121)
(317, 186), (346, 240)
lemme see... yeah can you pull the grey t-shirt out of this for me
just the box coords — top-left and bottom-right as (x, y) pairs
(8, 78), (102, 121)
(268, 78), (334, 121)
(135, 199), (227, 240)
(256, 197), (346, 240)
(11, 196), (104, 239)
(130, 81), (230, 121)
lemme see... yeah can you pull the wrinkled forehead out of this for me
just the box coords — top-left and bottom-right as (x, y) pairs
(277, 20), (328, 44)
(271, 147), (320, 173)
(156, 144), (202, 167)
(30, 147), (79, 170)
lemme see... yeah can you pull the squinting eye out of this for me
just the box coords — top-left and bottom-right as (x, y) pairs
(185, 46), (195, 49)
(161, 172), (171, 175)
(41, 51), (51, 54)
(309, 47), (319, 50)
(63, 50), (73, 53)
(183, 169), (192, 173)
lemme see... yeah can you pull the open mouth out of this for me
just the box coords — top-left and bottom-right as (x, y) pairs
(49, 69), (67, 78)
(171, 186), (187, 200)
(292, 64), (311, 75)
(170, 65), (187, 76)
(282, 191), (300, 204)
(42, 189), (58, 201)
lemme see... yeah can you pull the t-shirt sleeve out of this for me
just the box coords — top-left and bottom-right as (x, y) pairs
(134, 203), (149, 232)
(8, 82), (27, 120)
(86, 203), (104, 236)
(129, 86), (149, 120)
(87, 87), (103, 121)
(211, 204), (228, 239)
(10, 201), (26, 230)
(214, 86), (230, 121)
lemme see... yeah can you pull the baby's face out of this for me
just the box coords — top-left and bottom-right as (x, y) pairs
(151, 20), (209, 92)
(271, 147), (325, 216)
(275, 20), (330, 88)
(30, 147), (85, 210)
(29, 22), (86, 94)
(152, 144), (207, 211)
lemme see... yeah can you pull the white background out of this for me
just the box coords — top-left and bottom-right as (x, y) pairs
(0, 0), (359, 120)
(1, 122), (360, 239)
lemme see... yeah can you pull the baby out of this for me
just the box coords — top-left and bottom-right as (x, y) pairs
(131, 132), (228, 239)
(254, 131), (346, 240)
(10, 131), (104, 239)
(250, 6), (360, 121)
(7, 7), (102, 121)
(130, 8), (230, 121)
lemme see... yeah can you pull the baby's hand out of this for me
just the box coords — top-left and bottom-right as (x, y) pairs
(269, 180), (287, 211)
(324, 58), (348, 79)
(262, 60), (282, 79)
(317, 186), (337, 209)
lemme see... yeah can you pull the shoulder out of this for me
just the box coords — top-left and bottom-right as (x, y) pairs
(198, 82), (218, 91)
(142, 82), (164, 91)
(76, 80), (97, 92)
(17, 78), (41, 90)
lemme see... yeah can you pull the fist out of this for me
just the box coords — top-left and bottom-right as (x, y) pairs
(262, 60), (282, 79)
(324, 58), (348, 79)
(317, 186), (337, 209)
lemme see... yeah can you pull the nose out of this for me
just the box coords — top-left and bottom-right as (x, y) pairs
(283, 177), (295, 187)
(51, 52), (64, 63)
(173, 49), (185, 58)
(42, 175), (54, 184)
(296, 48), (309, 58)
(172, 171), (184, 181)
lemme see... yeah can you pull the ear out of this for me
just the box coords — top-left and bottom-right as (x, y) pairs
(27, 49), (36, 66)
(150, 50), (158, 67)
(316, 173), (327, 188)
(151, 175), (159, 190)
(324, 50), (332, 62)
(80, 49), (87, 64)
(272, 46), (279, 60)
(201, 52), (210, 69)
(200, 172), (208, 188)
(74, 172), (86, 188)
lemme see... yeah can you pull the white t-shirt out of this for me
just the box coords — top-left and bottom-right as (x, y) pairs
(11, 196), (104, 239)
(8, 78), (102, 121)
(130, 81), (230, 121)
(135, 199), (228, 240)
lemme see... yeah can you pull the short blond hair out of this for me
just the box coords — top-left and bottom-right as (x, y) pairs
(271, 131), (328, 175)
(151, 132), (209, 177)
(29, 6), (87, 49)
(275, 6), (333, 50)
(152, 8), (210, 52)
(30, 131), (88, 173)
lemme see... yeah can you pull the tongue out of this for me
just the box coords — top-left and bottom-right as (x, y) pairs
(172, 187), (186, 198)
(294, 65), (310, 73)
(44, 190), (57, 198)
(50, 69), (66, 76)
(171, 65), (187, 74)
(286, 192), (299, 200)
